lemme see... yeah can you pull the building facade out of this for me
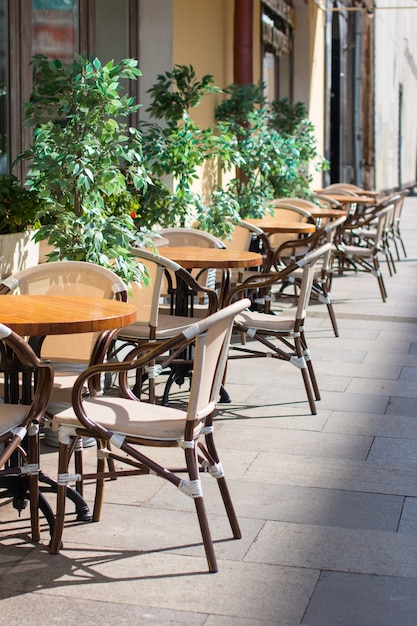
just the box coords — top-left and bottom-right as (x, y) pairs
(1, 0), (416, 192)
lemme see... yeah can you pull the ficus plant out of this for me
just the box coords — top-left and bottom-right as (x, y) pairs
(0, 173), (44, 234)
(268, 98), (329, 198)
(138, 65), (240, 238)
(17, 53), (152, 286)
(215, 81), (328, 217)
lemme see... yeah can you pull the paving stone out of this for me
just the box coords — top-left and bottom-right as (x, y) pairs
(398, 496), (417, 533)
(244, 452), (417, 496)
(245, 520), (417, 577)
(367, 436), (417, 466)
(151, 480), (404, 531)
(0, 592), (208, 626)
(216, 425), (373, 460)
(324, 411), (417, 438)
(317, 389), (389, 413)
(0, 545), (319, 624)
(399, 365), (417, 381)
(385, 395), (417, 417)
(303, 571), (417, 626)
(346, 377), (417, 397)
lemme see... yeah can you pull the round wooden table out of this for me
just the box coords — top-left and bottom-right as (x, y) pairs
(308, 207), (348, 220)
(315, 188), (380, 197)
(158, 246), (263, 269)
(315, 193), (376, 205)
(244, 219), (316, 234)
(0, 295), (137, 528)
(0, 295), (137, 336)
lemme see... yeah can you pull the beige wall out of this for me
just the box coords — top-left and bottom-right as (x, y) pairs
(173, 0), (262, 125)
(139, 0), (173, 122)
(173, 0), (234, 127)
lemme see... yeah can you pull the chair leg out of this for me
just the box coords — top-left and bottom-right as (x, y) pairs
(27, 423), (40, 542)
(184, 446), (218, 573)
(301, 334), (320, 402)
(397, 228), (407, 258)
(92, 440), (107, 522)
(373, 257), (387, 302)
(319, 277), (339, 337)
(200, 434), (241, 539)
(74, 437), (84, 497)
(50, 439), (70, 554)
(300, 365), (317, 415)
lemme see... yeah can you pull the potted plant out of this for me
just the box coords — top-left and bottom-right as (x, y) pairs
(138, 65), (239, 239)
(17, 54), (152, 287)
(0, 173), (43, 279)
(214, 82), (329, 216)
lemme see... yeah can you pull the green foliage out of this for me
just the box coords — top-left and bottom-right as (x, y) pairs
(0, 173), (43, 234)
(214, 81), (266, 127)
(17, 54), (151, 285)
(215, 83), (328, 212)
(215, 82), (282, 219)
(146, 64), (221, 122)
(268, 98), (329, 198)
(139, 64), (238, 238)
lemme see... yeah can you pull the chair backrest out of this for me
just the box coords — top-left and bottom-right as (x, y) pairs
(374, 204), (395, 248)
(323, 183), (366, 193)
(321, 186), (358, 196)
(272, 202), (315, 222)
(268, 203), (316, 250)
(156, 228), (225, 293)
(156, 228), (225, 249)
(127, 247), (218, 332)
(0, 261), (128, 362)
(129, 248), (182, 332)
(390, 191), (408, 226)
(0, 324), (53, 466)
(276, 197), (317, 211)
(275, 215), (346, 273)
(292, 243), (332, 321)
(221, 223), (254, 252)
(313, 194), (343, 208)
(185, 299), (250, 420)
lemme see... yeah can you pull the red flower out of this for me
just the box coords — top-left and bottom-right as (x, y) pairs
(130, 211), (137, 219)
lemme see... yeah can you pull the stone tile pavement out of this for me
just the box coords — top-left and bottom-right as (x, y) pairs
(1, 193), (417, 625)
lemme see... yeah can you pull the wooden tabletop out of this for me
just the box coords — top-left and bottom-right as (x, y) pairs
(308, 207), (348, 219)
(315, 188), (380, 197)
(0, 295), (137, 336)
(315, 193), (376, 205)
(244, 219), (316, 235)
(157, 246), (263, 269)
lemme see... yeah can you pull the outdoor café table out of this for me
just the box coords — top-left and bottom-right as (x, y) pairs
(315, 188), (380, 198)
(157, 246), (263, 310)
(308, 206), (348, 220)
(244, 218), (316, 235)
(314, 193), (376, 207)
(154, 246), (263, 404)
(0, 294), (137, 527)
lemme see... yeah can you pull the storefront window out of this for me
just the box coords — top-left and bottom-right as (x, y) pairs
(261, 0), (294, 102)
(32, 0), (79, 62)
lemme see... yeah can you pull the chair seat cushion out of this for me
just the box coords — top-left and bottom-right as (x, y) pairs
(49, 396), (191, 441)
(334, 244), (373, 257)
(118, 313), (202, 341)
(235, 310), (296, 333)
(0, 404), (31, 436)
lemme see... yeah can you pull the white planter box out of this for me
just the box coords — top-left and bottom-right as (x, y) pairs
(0, 231), (40, 280)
